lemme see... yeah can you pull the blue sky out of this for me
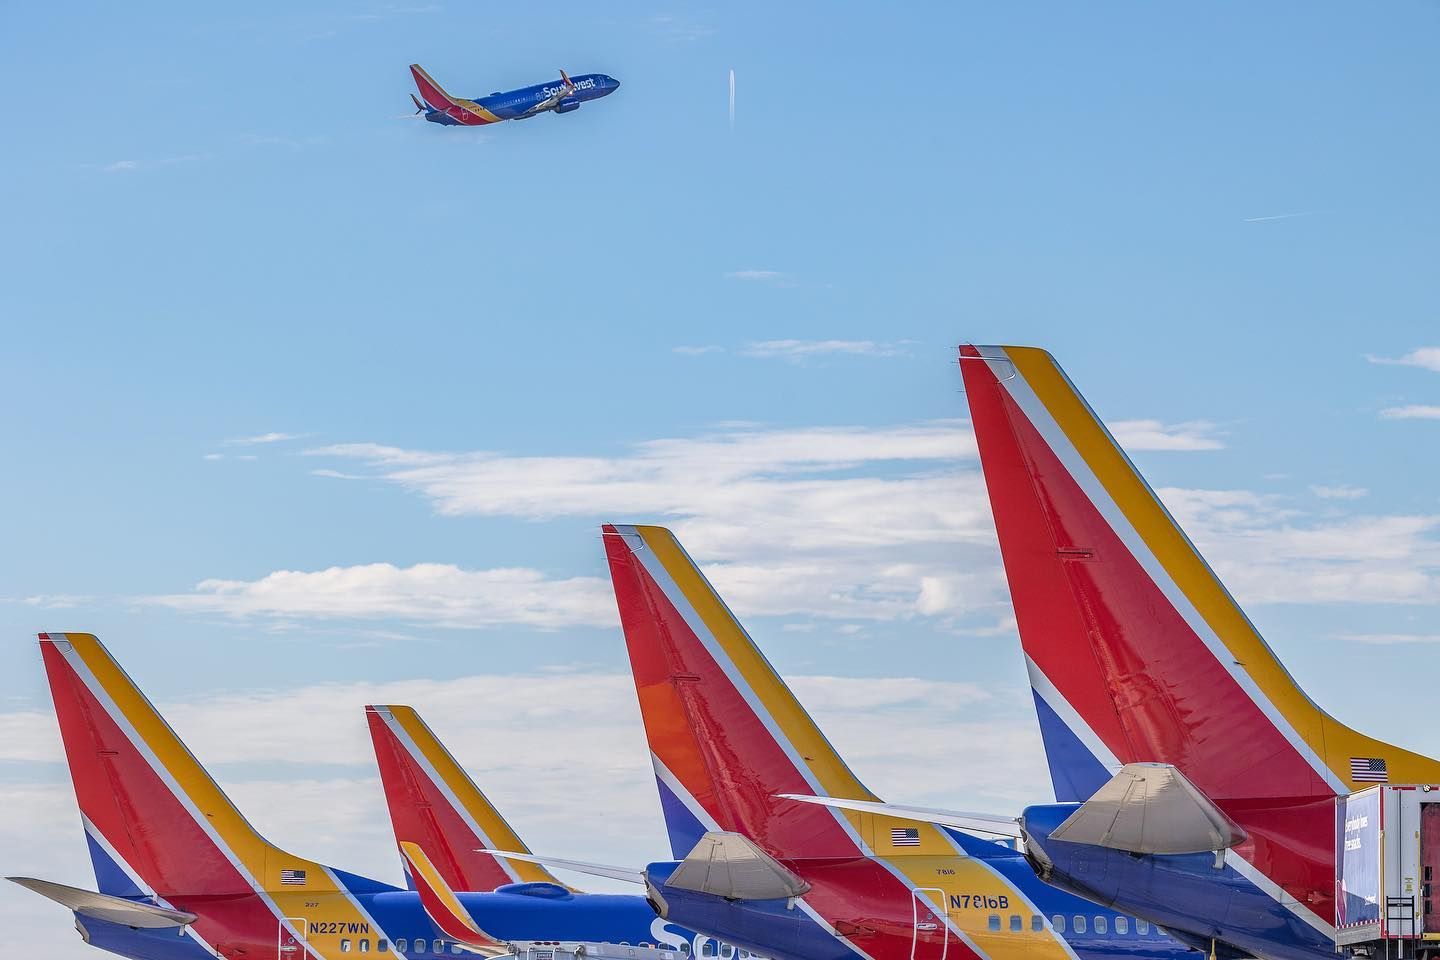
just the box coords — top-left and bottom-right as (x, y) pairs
(4, 1), (1440, 954)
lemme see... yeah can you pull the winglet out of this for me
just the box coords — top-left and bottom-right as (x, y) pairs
(559, 69), (573, 88)
(398, 842), (508, 954)
(366, 705), (563, 891)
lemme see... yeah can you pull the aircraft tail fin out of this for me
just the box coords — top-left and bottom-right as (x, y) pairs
(956, 346), (1440, 805)
(410, 64), (457, 111)
(603, 525), (882, 860)
(365, 705), (563, 891)
(38, 632), (392, 921)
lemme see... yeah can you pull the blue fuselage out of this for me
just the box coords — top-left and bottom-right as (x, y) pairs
(424, 73), (619, 125)
(644, 830), (1201, 960)
(65, 874), (722, 960)
(1021, 804), (1337, 960)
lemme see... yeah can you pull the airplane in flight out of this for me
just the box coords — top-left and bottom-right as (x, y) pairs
(366, 703), (763, 959)
(491, 524), (1201, 960)
(807, 346), (1440, 960)
(6, 633), (711, 960)
(408, 64), (619, 126)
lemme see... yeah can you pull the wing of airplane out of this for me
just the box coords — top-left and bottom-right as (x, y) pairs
(522, 69), (576, 116)
(485, 831), (812, 901)
(7, 877), (198, 928)
(479, 851), (646, 885)
(1047, 762), (1247, 855)
(776, 794), (1024, 840)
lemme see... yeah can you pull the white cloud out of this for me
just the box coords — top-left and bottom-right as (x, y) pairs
(672, 345), (724, 356)
(1368, 347), (1440, 373)
(228, 431), (304, 445)
(1311, 484), (1369, 500)
(1380, 405), (1440, 421)
(1158, 487), (1440, 604)
(99, 154), (205, 174)
(1338, 633), (1440, 645)
(203, 452), (225, 461)
(724, 270), (786, 282)
(742, 340), (909, 361)
(280, 417), (1440, 623)
(147, 563), (615, 628)
(1105, 419), (1223, 451)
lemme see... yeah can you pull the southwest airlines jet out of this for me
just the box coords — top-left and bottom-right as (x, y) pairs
(7, 634), (707, 960)
(870, 346), (1440, 960)
(495, 525), (1199, 960)
(365, 704), (762, 959)
(408, 64), (619, 126)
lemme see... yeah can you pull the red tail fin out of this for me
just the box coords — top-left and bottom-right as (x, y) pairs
(410, 64), (457, 110)
(365, 705), (561, 892)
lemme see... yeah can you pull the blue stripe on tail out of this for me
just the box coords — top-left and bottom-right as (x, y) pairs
(654, 775), (708, 859)
(85, 829), (145, 898)
(1032, 690), (1112, 803)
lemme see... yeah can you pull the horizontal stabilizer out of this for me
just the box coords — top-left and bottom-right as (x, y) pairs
(666, 832), (810, 901)
(8, 877), (197, 928)
(1048, 762), (1246, 854)
(479, 850), (645, 886)
(778, 794), (1023, 840)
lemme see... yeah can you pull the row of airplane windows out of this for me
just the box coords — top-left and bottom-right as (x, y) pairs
(324, 919), (1158, 957)
(981, 915), (1155, 936)
(328, 939), (753, 957)
(331, 938), (462, 954)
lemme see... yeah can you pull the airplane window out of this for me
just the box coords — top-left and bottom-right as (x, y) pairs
(1116, 918), (1128, 935)
(360, 940), (370, 953)
(1052, 915), (1065, 934)
(987, 915), (1000, 932)
(1074, 916), (1086, 934)
(378, 941), (389, 953)
(721, 945), (735, 960)
(451, 945), (463, 955)
(434, 941), (446, 954)
(702, 943), (715, 957)
(414, 940), (427, 954)
(1009, 915), (1022, 932)
(680, 946), (691, 956)
(1095, 917), (1107, 934)
(395, 940), (407, 953)
(341, 940), (352, 953)
(1031, 916), (1044, 932)
(1136, 920), (1149, 936)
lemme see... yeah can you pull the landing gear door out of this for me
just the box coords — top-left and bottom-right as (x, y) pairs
(279, 918), (308, 960)
(911, 888), (948, 960)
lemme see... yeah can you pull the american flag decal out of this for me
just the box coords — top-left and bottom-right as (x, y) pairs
(280, 869), (307, 885)
(891, 827), (921, 847)
(1350, 757), (1388, 783)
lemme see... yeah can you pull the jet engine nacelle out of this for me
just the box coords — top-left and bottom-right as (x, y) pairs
(555, 98), (581, 114)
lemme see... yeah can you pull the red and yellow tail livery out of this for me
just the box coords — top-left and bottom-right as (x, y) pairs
(366, 704), (561, 893)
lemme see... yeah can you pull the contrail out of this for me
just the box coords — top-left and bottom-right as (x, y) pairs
(729, 69), (735, 130)
(1243, 211), (1312, 223)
